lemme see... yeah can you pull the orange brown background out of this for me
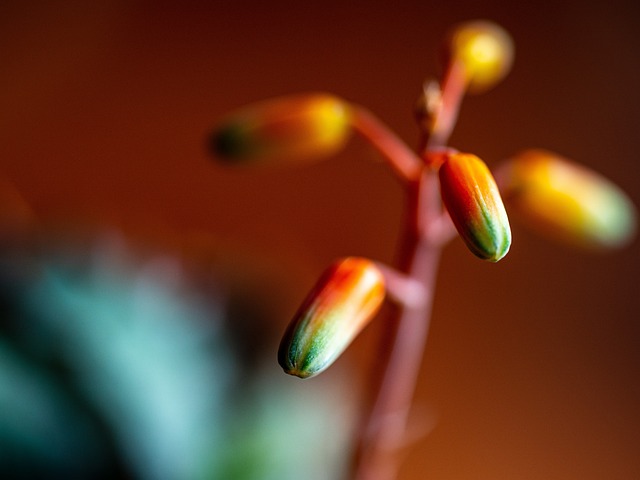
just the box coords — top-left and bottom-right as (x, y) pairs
(2, 1), (640, 479)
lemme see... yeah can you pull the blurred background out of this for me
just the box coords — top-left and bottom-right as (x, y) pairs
(1, 1), (639, 479)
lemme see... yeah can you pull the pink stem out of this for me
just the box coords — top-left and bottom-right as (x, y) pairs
(350, 73), (466, 479)
(424, 60), (467, 151)
(351, 172), (442, 480)
(351, 106), (422, 183)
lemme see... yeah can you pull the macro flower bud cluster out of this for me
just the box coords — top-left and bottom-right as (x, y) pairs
(208, 20), (636, 383)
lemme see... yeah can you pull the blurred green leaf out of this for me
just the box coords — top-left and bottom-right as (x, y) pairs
(0, 232), (353, 479)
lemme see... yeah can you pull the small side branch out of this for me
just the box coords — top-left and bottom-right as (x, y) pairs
(351, 106), (423, 183)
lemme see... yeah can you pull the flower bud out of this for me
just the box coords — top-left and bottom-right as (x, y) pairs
(278, 257), (385, 379)
(498, 150), (636, 249)
(209, 93), (352, 164)
(440, 20), (514, 94)
(439, 152), (511, 262)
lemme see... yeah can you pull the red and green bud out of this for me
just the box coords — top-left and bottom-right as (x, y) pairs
(209, 93), (352, 164)
(439, 152), (511, 262)
(278, 257), (385, 379)
(440, 20), (514, 94)
(497, 150), (636, 249)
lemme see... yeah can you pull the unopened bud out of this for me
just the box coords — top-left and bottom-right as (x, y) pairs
(440, 20), (514, 94)
(498, 150), (636, 249)
(209, 93), (352, 164)
(278, 257), (385, 379)
(439, 152), (511, 261)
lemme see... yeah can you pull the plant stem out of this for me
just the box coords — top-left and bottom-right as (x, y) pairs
(424, 60), (467, 151)
(351, 171), (442, 480)
(349, 70), (466, 477)
(351, 107), (422, 183)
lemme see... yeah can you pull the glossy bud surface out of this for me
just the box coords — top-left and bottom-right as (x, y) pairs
(278, 257), (385, 379)
(439, 152), (511, 261)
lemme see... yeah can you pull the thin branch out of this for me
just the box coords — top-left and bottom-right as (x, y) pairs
(422, 60), (467, 151)
(351, 106), (423, 183)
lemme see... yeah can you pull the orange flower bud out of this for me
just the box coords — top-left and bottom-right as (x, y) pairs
(278, 257), (385, 379)
(439, 152), (511, 262)
(440, 20), (514, 94)
(498, 150), (636, 249)
(209, 93), (352, 164)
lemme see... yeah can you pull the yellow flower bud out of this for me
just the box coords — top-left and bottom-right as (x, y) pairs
(499, 150), (636, 249)
(439, 152), (511, 262)
(440, 20), (514, 94)
(278, 257), (385, 379)
(209, 93), (352, 164)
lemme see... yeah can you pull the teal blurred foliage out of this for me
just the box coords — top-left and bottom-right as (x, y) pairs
(0, 231), (351, 480)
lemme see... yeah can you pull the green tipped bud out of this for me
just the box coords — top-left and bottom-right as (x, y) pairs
(498, 150), (637, 249)
(209, 93), (352, 165)
(278, 257), (385, 379)
(439, 152), (512, 262)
